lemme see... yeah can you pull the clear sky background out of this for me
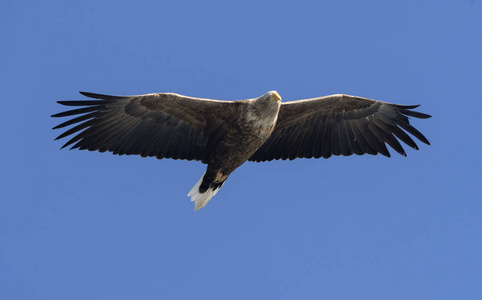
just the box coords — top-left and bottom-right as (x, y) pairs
(1, 0), (481, 299)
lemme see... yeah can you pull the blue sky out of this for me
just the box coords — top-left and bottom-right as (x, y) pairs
(1, 0), (481, 299)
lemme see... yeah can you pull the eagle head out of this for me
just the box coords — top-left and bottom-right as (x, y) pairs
(244, 91), (282, 130)
(254, 91), (282, 112)
(262, 90), (282, 103)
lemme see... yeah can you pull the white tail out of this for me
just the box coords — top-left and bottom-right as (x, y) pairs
(187, 172), (223, 210)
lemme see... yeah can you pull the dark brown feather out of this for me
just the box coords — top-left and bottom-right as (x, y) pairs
(249, 94), (431, 162)
(52, 92), (239, 162)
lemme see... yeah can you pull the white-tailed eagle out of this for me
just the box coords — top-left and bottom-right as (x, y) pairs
(52, 91), (431, 210)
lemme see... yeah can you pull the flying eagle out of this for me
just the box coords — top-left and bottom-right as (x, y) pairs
(52, 91), (431, 210)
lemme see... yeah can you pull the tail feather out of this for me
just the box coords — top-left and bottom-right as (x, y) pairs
(187, 172), (223, 210)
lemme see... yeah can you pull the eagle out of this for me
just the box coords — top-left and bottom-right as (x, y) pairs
(52, 91), (431, 210)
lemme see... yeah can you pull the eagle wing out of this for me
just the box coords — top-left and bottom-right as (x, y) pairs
(249, 94), (431, 162)
(52, 92), (240, 163)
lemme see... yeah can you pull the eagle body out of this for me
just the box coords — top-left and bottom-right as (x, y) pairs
(189, 92), (281, 209)
(52, 90), (431, 210)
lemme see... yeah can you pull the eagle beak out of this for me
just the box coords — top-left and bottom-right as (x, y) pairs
(272, 92), (281, 102)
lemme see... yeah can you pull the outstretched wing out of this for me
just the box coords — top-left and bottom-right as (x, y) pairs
(249, 94), (431, 162)
(52, 92), (240, 163)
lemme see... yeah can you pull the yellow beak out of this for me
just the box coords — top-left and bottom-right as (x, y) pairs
(272, 92), (281, 102)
